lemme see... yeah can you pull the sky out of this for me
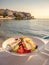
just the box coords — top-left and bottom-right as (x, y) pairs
(0, 0), (49, 18)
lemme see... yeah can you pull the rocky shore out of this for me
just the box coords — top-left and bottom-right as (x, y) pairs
(0, 9), (34, 20)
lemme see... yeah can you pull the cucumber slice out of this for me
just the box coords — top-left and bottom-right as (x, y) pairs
(13, 45), (19, 52)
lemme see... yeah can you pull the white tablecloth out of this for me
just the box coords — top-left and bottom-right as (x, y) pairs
(0, 50), (49, 65)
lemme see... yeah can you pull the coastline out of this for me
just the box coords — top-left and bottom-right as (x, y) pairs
(0, 18), (34, 20)
(0, 17), (14, 20)
(0, 9), (34, 20)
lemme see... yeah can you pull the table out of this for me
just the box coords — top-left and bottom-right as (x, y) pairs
(0, 37), (49, 65)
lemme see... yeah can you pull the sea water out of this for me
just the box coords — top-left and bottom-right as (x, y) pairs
(0, 19), (49, 39)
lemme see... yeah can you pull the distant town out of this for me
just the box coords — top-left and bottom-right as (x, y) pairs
(0, 9), (34, 20)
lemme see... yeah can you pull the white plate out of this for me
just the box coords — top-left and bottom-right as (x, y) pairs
(2, 37), (45, 56)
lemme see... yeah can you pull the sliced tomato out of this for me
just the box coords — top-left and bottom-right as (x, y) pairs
(17, 44), (31, 54)
(22, 42), (26, 48)
(17, 45), (24, 54)
(24, 49), (31, 53)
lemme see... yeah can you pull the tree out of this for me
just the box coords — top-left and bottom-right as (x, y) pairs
(3, 12), (8, 18)
(13, 12), (22, 20)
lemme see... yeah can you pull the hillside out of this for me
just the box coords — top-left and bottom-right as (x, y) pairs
(0, 9), (34, 20)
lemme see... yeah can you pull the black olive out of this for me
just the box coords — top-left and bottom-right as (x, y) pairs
(18, 43), (22, 46)
(15, 38), (18, 40)
(35, 45), (38, 49)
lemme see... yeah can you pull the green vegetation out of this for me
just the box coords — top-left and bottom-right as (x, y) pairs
(13, 13), (23, 20)
(0, 9), (34, 20)
(3, 12), (8, 18)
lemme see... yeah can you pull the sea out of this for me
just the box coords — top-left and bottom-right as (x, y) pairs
(0, 19), (49, 40)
